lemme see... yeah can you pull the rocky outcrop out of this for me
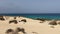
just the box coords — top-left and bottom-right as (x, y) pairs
(49, 20), (57, 25)
(21, 19), (27, 22)
(35, 18), (45, 21)
(6, 29), (14, 34)
(0, 16), (5, 21)
(9, 20), (18, 24)
(15, 27), (26, 34)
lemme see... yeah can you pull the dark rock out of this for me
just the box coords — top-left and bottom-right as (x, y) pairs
(19, 21), (21, 22)
(49, 21), (57, 25)
(35, 18), (45, 21)
(14, 17), (16, 19)
(16, 27), (21, 32)
(0, 16), (5, 20)
(6, 29), (14, 33)
(57, 22), (60, 25)
(9, 20), (18, 24)
(16, 27), (26, 34)
(21, 19), (27, 22)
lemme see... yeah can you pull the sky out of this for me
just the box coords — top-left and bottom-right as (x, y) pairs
(0, 0), (60, 13)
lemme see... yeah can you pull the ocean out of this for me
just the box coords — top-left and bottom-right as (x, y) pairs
(0, 13), (60, 20)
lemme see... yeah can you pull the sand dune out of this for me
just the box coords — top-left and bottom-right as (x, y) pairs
(0, 16), (60, 34)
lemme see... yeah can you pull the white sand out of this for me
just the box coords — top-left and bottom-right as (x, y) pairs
(0, 16), (60, 34)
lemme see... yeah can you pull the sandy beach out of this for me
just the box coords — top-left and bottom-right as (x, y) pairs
(0, 16), (60, 34)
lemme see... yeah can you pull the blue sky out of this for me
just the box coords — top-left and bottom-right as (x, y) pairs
(0, 0), (60, 13)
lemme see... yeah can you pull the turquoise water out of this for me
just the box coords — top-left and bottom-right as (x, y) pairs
(0, 14), (60, 20)
(22, 15), (60, 20)
(20, 14), (60, 20)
